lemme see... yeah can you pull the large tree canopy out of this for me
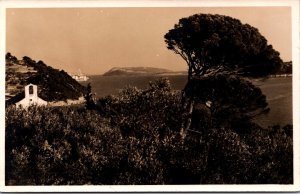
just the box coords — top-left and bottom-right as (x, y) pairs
(165, 14), (283, 79)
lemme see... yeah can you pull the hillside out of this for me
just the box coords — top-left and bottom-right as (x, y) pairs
(103, 67), (186, 76)
(6, 53), (86, 104)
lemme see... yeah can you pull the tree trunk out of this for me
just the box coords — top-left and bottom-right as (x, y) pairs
(180, 99), (194, 139)
(188, 66), (193, 81)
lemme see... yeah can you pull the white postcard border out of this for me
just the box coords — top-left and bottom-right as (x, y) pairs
(0, 0), (299, 192)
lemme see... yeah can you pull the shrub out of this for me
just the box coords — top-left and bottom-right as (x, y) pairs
(5, 106), (125, 185)
(97, 78), (184, 138)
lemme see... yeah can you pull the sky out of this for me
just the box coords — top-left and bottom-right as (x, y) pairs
(6, 7), (291, 75)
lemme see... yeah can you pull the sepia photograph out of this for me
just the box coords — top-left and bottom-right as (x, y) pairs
(1, 0), (299, 192)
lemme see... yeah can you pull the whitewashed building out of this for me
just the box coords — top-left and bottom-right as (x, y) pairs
(16, 84), (47, 108)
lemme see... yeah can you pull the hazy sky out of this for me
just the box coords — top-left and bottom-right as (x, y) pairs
(6, 7), (291, 75)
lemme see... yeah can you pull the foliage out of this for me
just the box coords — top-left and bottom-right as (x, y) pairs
(6, 52), (18, 63)
(165, 14), (283, 79)
(241, 124), (293, 184)
(5, 78), (293, 185)
(181, 123), (293, 184)
(278, 61), (292, 74)
(184, 74), (269, 130)
(97, 78), (184, 138)
(6, 105), (125, 185)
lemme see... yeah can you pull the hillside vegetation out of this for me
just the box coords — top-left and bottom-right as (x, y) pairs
(279, 61), (292, 74)
(6, 53), (86, 104)
(6, 78), (293, 184)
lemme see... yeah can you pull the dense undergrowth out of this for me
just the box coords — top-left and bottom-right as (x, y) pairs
(5, 78), (293, 185)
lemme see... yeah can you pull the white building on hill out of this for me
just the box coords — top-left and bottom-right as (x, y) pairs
(16, 84), (47, 108)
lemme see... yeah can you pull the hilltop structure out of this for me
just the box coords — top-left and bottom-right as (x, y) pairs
(15, 84), (47, 108)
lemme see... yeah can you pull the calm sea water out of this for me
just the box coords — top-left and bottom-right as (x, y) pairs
(83, 75), (292, 127)
(251, 77), (292, 127)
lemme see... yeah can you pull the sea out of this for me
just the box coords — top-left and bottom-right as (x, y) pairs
(82, 75), (292, 128)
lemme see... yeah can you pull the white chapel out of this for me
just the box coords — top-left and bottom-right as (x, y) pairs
(15, 83), (47, 108)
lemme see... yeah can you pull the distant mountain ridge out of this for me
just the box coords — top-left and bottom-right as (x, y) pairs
(103, 67), (186, 76)
(6, 53), (86, 104)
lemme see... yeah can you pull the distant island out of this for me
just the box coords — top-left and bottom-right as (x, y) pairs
(103, 67), (187, 76)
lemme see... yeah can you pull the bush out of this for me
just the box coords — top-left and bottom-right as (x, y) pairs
(6, 106), (125, 185)
(97, 78), (184, 138)
(243, 124), (293, 184)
